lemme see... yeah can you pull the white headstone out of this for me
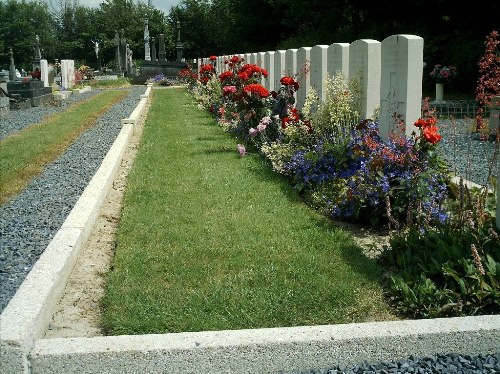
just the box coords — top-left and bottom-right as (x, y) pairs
(310, 45), (328, 102)
(217, 56), (223, 74)
(40, 59), (49, 87)
(61, 59), (75, 90)
(245, 53), (252, 64)
(264, 51), (275, 91)
(379, 34), (424, 140)
(296, 47), (312, 110)
(349, 39), (381, 120)
(285, 48), (298, 77)
(327, 42), (349, 79)
(258, 52), (266, 86)
(257, 52), (265, 67)
(250, 53), (258, 65)
(274, 50), (286, 90)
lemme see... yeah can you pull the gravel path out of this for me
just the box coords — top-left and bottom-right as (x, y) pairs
(0, 85), (146, 313)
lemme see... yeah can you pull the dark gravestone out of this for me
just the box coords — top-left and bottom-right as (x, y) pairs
(9, 49), (17, 81)
(151, 37), (157, 61)
(113, 30), (121, 74)
(158, 34), (166, 62)
(7, 80), (52, 107)
(32, 35), (42, 71)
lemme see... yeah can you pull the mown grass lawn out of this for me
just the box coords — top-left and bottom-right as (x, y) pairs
(101, 87), (398, 335)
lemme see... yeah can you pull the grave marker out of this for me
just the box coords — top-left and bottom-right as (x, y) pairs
(40, 59), (49, 87)
(349, 39), (381, 120)
(327, 42), (349, 79)
(264, 51), (275, 91)
(379, 34), (423, 139)
(285, 49), (298, 78)
(274, 50), (286, 90)
(296, 47), (311, 110)
(310, 45), (328, 102)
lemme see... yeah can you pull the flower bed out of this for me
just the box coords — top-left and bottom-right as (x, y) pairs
(177, 51), (500, 319)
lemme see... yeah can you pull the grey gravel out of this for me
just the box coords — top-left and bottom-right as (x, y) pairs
(0, 85), (146, 313)
(437, 119), (498, 187)
(279, 352), (500, 373)
(0, 93), (497, 372)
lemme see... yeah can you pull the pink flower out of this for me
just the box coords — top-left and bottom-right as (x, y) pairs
(249, 128), (258, 137)
(222, 85), (237, 96)
(257, 123), (267, 132)
(237, 144), (246, 156)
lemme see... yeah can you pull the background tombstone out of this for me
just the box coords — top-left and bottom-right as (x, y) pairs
(176, 21), (183, 62)
(327, 42), (350, 80)
(40, 59), (49, 87)
(9, 49), (16, 81)
(379, 34), (423, 140)
(274, 50), (286, 90)
(119, 29), (127, 75)
(151, 37), (157, 61)
(113, 30), (121, 73)
(348, 39), (381, 120)
(144, 20), (151, 61)
(61, 59), (75, 90)
(158, 34), (166, 62)
(32, 35), (42, 71)
(310, 45), (328, 102)
(296, 46), (312, 110)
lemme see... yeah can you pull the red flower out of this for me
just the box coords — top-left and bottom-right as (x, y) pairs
(209, 55), (217, 61)
(261, 68), (268, 77)
(238, 71), (249, 80)
(414, 116), (437, 128)
(414, 118), (427, 128)
(280, 76), (295, 86)
(243, 83), (270, 98)
(219, 71), (234, 81)
(230, 55), (240, 63)
(422, 125), (442, 144)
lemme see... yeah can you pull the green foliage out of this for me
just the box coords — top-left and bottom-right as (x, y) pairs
(381, 178), (500, 318)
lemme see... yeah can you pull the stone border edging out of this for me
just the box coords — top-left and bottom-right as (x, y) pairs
(1, 84), (499, 373)
(0, 84), (152, 374)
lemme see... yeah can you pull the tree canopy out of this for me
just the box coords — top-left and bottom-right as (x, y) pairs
(0, 0), (497, 93)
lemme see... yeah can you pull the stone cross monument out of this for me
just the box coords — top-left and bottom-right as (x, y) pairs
(144, 19), (151, 61)
(33, 34), (42, 71)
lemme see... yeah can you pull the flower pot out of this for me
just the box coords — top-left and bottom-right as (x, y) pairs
(435, 83), (444, 102)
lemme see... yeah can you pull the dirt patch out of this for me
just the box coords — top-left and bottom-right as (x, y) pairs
(44, 98), (149, 338)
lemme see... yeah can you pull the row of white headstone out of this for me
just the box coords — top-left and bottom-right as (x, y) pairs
(199, 34), (423, 141)
(39, 59), (76, 91)
(200, 33), (500, 230)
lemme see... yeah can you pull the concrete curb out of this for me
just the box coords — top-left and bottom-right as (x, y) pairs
(1, 85), (499, 373)
(0, 85), (150, 374)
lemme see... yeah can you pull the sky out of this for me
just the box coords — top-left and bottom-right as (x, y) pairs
(74, 0), (181, 14)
